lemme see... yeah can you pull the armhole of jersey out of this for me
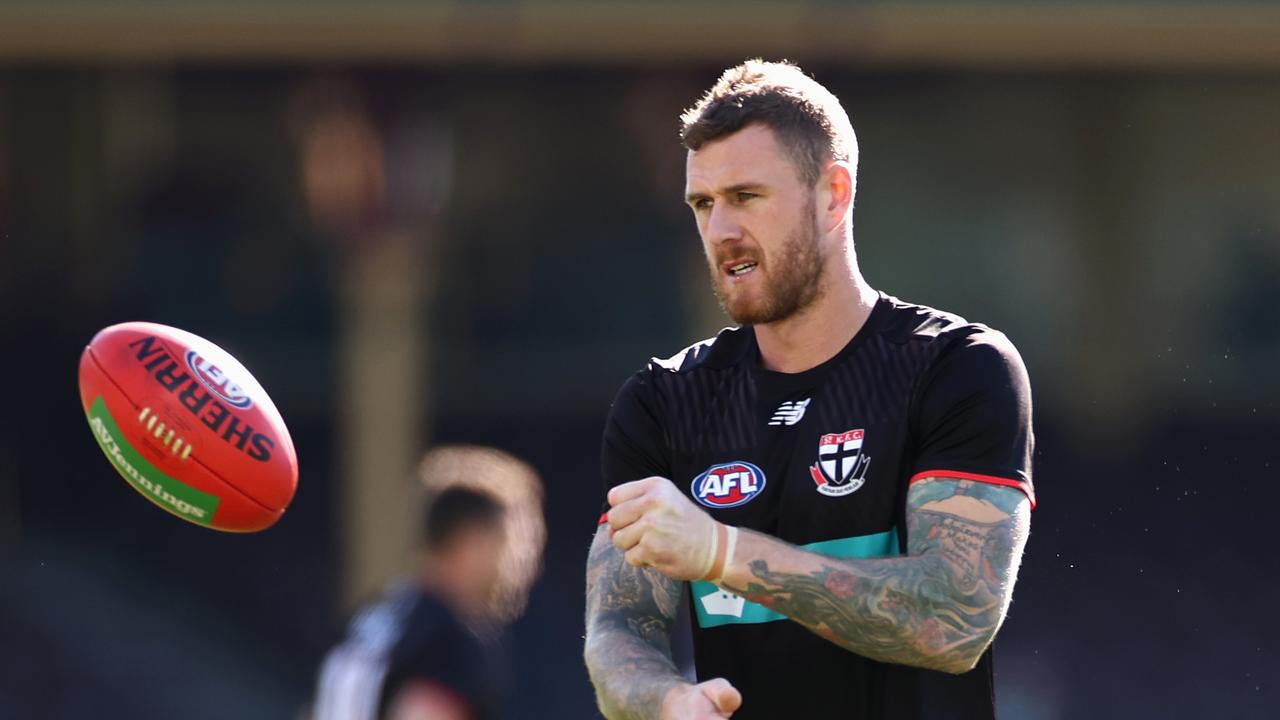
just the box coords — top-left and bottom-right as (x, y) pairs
(909, 469), (1036, 509)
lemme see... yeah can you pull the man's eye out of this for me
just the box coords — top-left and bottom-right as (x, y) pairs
(736, 192), (757, 203)
(692, 198), (712, 211)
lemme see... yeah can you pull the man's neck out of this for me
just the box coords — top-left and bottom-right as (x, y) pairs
(754, 260), (877, 374)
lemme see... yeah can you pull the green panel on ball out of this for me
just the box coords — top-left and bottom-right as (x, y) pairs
(86, 395), (221, 526)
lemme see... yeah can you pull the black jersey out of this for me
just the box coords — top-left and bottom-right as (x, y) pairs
(378, 591), (505, 720)
(313, 582), (504, 720)
(600, 293), (1034, 720)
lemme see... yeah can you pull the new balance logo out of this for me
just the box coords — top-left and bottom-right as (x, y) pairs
(768, 398), (811, 426)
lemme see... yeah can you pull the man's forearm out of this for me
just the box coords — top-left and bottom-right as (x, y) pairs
(717, 531), (992, 673)
(584, 528), (686, 720)
(584, 620), (683, 720)
(716, 480), (1029, 674)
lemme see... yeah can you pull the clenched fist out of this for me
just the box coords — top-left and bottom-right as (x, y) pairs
(607, 476), (725, 581)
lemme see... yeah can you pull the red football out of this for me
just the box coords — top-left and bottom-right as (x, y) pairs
(78, 322), (298, 532)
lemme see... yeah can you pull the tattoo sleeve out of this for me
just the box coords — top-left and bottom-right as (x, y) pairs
(718, 478), (1031, 674)
(584, 525), (685, 719)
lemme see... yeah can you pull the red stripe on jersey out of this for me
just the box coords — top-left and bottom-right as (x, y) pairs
(390, 679), (476, 720)
(598, 512), (609, 525)
(910, 470), (1036, 509)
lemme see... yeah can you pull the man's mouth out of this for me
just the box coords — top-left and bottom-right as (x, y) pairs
(724, 260), (759, 277)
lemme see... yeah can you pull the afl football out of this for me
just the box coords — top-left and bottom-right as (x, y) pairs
(78, 322), (298, 532)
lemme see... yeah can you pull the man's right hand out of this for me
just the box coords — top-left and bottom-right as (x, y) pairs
(661, 679), (742, 719)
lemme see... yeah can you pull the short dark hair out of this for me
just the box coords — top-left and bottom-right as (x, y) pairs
(680, 59), (858, 187)
(422, 486), (504, 551)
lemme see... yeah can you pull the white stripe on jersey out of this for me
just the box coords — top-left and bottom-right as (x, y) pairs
(311, 582), (417, 720)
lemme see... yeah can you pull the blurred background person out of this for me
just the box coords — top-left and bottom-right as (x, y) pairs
(313, 446), (544, 720)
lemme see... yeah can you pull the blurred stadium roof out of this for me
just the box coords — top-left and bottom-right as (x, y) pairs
(1, 1), (1280, 68)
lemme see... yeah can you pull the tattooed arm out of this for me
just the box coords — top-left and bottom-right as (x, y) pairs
(717, 478), (1031, 674)
(585, 523), (744, 719)
(584, 524), (684, 719)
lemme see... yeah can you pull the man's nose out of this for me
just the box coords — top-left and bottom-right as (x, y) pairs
(705, 203), (742, 246)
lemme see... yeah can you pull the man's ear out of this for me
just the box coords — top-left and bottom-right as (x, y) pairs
(825, 161), (856, 222)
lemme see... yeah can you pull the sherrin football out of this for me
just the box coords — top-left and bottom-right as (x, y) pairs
(78, 322), (298, 532)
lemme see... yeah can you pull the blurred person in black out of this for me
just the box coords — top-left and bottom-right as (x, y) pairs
(316, 445), (544, 720)
(584, 60), (1034, 720)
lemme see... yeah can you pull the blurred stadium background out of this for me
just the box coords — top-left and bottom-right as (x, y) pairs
(1, 1), (1278, 718)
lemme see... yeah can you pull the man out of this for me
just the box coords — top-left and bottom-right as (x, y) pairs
(314, 483), (510, 720)
(584, 60), (1034, 720)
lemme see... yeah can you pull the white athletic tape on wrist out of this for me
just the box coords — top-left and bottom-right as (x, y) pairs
(715, 526), (738, 584)
(698, 521), (720, 579)
(703, 524), (736, 583)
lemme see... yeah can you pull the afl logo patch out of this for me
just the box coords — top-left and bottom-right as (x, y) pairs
(692, 462), (766, 509)
(185, 351), (253, 409)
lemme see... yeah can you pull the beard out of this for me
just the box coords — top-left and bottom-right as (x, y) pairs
(709, 210), (825, 326)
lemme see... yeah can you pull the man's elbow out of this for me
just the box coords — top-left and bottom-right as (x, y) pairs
(930, 650), (985, 676)
(920, 624), (999, 675)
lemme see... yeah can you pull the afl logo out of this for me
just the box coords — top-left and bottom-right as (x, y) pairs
(691, 462), (766, 509)
(185, 351), (253, 409)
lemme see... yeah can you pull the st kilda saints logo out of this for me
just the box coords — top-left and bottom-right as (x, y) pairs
(810, 429), (871, 497)
(692, 462), (767, 509)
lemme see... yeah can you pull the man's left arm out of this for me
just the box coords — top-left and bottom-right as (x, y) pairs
(606, 473), (1030, 675)
(716, 476), (1030, 674)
